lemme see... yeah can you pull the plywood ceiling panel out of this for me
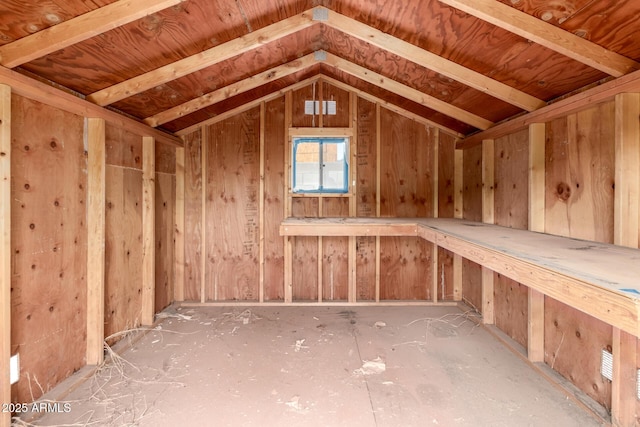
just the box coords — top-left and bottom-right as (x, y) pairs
(0, 0), (637, 135)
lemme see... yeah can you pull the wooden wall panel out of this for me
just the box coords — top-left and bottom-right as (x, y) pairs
(541, 102), (616, 408)
(545, 298), (612, 408)
(493, 129), (529, 347)
(155, 142), (176, 175)
(104, 166), (143, 338)
(378, 108), (434, 300)
(355, 97), (377, 300)
(264, 97), (285, 301)
(322, 198), (349, 301)
(291, 197), (318, 301)
(10, 96), (87, 403)
(321, 82), (350, 128)
(207, 108), (260, 301)
(462, 144), (483, 222)
(438, 132), (456, 301)
(155, 172), (175, 312)
(291, 84), (315, 128)
(545, 102), (615, 243)
(183, 130), (202, 301)
(105, 125), (142, 169)
(461, 144), (482, 310)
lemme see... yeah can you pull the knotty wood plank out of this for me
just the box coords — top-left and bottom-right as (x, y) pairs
(86, 118), (106, 365)
(0, 84), (10, 427)
(545, 103), (615, 243)
(155, 171), (175, 313)
(322, 198), (349, 301)
(141, 137), (155, 325)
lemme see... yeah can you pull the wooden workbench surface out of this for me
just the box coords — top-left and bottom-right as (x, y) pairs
(280, 217), (640, 336)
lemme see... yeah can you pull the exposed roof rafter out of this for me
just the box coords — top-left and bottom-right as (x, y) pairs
(321, 6), (546, 112)
(88, 8), (318, 106)
(145, 53), (321, 127)
(438, 0), (640, 77)
(323, 52), (493, 130)
(0, 0), (185, 68)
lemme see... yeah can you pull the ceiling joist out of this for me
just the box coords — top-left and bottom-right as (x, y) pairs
(321, 7), (546, 112)
(323, 53), (494, 130)
(87, 8), (317, 106)
(0, 0), (185, 68)
(438, 0), (640, 77)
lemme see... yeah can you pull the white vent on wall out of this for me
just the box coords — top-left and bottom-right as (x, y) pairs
(10, 354), (19, 385)
(601, 349), (613, 381)
(304, 100), (319, 115)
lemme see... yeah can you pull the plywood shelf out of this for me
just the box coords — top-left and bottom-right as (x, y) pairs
(280, 217), (640, 337)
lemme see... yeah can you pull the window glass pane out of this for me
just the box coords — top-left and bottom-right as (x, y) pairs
(292, 137), (348, 193)
(322, 141), (346, 191)
(294, 142), (320, 192)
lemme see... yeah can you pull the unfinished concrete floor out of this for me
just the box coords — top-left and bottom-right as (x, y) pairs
(24, 305), (604, 426)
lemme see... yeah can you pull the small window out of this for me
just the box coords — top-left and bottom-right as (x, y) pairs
(292, 137), (348, 193)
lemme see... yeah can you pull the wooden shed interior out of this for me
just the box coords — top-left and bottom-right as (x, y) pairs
(1, 0), (640, 425)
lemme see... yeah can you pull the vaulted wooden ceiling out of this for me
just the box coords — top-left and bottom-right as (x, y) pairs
(1, 0), (639, 140)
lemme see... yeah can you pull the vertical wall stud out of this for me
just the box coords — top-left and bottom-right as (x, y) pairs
(481, 139), (495, 323)
(284, 91), (293, 303)
(201, 126), (208, 302)
(141, 136), (156, 326)
(348, 91), (357, 302)
(86, 117), (106, 364)
(375, 103), (381, 302)
(174, 146), (185, 302)
(432, 129), (439, 302)
(0, 84), (12, 427)
(259, 102), (266, 303)
(528, 122), (546, 362)
(452, 148), (463, 301)
(612, 93), (640, 425)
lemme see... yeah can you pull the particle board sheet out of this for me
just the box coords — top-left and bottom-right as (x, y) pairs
(264, 97), (286, 301)
(104, 166), (143, 340)
(10, 96), (87, 403)
(206, 108), (260, 301)
(183, 129), (203, 301)
(545, 102), (615, 243)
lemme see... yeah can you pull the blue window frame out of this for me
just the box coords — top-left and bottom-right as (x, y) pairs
(292, 137), (349, 193)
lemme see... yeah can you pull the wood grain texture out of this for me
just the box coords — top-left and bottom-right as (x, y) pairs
(545, 102), (615, 242)
(154, 171), (175, 312)
(322, 197), (349, 301)
(10, 96), (87, 403)
(183, 129), (202, 301)
(263, 96), (286, 301)
(0, 85), (10, 425)
(206, 108), (260, 301)
(545, 297), (612, 408)
(291, 197), (319, 301)
(462, 144), (482, 221)
(104, 165), (143, 338)
(378, 108), (434, 300)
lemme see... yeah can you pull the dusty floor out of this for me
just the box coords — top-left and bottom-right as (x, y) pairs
(20, 305), (604, 426)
